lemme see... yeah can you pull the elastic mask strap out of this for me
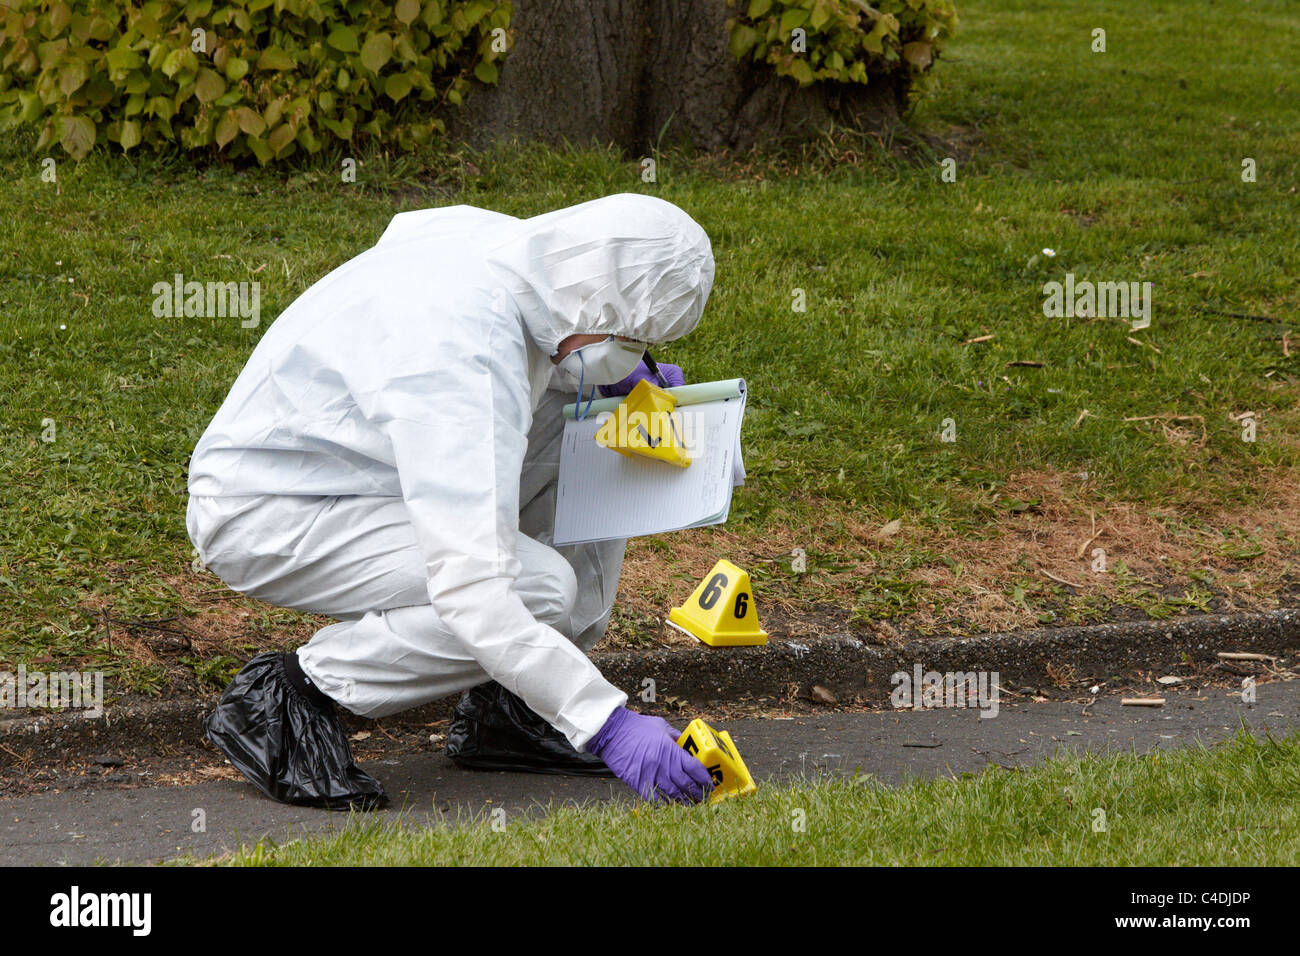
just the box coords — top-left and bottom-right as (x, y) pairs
(576, 354), (597, 421)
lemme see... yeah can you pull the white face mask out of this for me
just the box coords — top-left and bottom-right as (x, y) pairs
(553, 336), (646, 390)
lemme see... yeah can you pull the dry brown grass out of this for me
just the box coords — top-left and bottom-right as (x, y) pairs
(614, 466), (1300, 645)
(142, 467), (1300, 669)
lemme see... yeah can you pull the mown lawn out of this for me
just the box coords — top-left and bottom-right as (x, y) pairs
(2, 0), (1298, 692)
(207, 729), (1300, 866)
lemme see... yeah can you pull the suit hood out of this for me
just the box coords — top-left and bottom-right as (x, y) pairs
(482, 193), (715, 357)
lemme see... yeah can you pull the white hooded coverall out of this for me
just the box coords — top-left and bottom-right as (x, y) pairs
(186, 194), (715, 752)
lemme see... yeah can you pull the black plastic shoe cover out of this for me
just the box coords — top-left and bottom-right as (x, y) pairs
(445, 681), (615, 776)
(205, 652), (388, 810)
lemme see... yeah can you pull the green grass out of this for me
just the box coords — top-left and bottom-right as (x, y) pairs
(3, 0), (1298, 686)
(208, 728), (1300, 866)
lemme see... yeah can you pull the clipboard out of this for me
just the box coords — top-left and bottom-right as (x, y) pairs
(552, 378), (747, 546)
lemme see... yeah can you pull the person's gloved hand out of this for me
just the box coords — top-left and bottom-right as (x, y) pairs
(598, 360), (685, 398)
(585, 706), (713, 804)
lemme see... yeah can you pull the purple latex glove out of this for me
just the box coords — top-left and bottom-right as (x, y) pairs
(586, 706), (714, 804)
(598, 359), (685, 398)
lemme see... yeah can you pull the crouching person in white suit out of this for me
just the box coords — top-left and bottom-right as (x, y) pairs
(186, 194), (716, 809)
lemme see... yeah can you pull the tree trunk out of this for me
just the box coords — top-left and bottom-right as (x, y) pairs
(448, 0), (905, 154)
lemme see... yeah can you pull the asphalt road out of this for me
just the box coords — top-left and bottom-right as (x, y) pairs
(2, 679), (1296, 865)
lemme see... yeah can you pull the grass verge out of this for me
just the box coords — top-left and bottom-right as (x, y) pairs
(205, 728), (1300, 866)
(2, 0), (1298, 691)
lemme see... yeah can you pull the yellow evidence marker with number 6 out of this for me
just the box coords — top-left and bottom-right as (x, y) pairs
(677, 718), (757, 804)
(667, 558), (768, 646)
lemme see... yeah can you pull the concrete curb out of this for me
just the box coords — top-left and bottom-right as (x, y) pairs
(596, 608), (1300, 704)
(2, 608), (1297, 768)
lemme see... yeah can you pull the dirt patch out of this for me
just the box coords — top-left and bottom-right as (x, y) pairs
(615, 466), (1300, 645)
(57, 466), (1300, 694)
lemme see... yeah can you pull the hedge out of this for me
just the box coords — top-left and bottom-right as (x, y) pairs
(0, 0), (955, 165)
(727, 0), (957, 90)
(0, 0), (512, 163)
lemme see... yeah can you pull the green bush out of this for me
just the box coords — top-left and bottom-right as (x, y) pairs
(727, 0), (956, 90)
(0, 0), (512, 163)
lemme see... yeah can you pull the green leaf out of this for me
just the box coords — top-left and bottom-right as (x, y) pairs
(384, 72), (413, 101)
(268, 122), (295, 154)
(224, 56), (249, 82)
(296, 122), (321, 153)
(245, 135), (272, 165)
(327, 26), (359, 53)
(862, 21), (885, 55)
(462, 0), (492, 26)
(360, 33), (393, 74)
(902, 40), (932, 70)
(195, 67), (226, 103)
(747, 0), (773, 17)
(87, 15), (115, 42)
(215, 110), (239, 148)
(472, 58), (497, 84)
(38, 40), (69, 72)
(809, 0), (833, 31)
(256, 46), (295, 71)
(105, 47), (144, 73)
(787, 57), (814, 85)
(161, 47), (187, 78)
(149, 95), (175, 121)
(395, 0), (421, 25)
(17, 91), (43, 123)
(135, 16), (163, 40)
(119, 118), (141, 150)
(58, 114), (95, 159)
(321, 117), (353, 140)
(49, 2), (72, 34)
(779, 8), (809, 32)
(234, 105), (265, 135)
(729, 24), (759, 60)
(58, 57), (90, 97)
(68, 11), (93, 43)
(421, 0), (445, 27)
(264, 98), (284, 127)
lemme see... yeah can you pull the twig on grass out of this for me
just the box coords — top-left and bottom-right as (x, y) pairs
(1037, 568), (1084, 589)
(1197, 306), (1282, 323)
(1075, 511), (1100, 560)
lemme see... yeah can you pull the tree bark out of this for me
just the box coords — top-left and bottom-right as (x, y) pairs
(448, 0), (905, 153)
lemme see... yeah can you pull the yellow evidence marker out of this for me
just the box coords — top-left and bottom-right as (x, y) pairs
(667, 558), (768, 646)
(593, 379), (692, 468)
(677, 718), (757, 804)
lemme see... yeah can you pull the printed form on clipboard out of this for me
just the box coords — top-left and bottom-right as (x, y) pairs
(552, 378), (748, 546)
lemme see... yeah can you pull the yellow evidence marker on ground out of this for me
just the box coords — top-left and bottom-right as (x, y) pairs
(593, 379), (692, 468)
(677, 718), (757, 804)
(667, 558), (768, 646)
